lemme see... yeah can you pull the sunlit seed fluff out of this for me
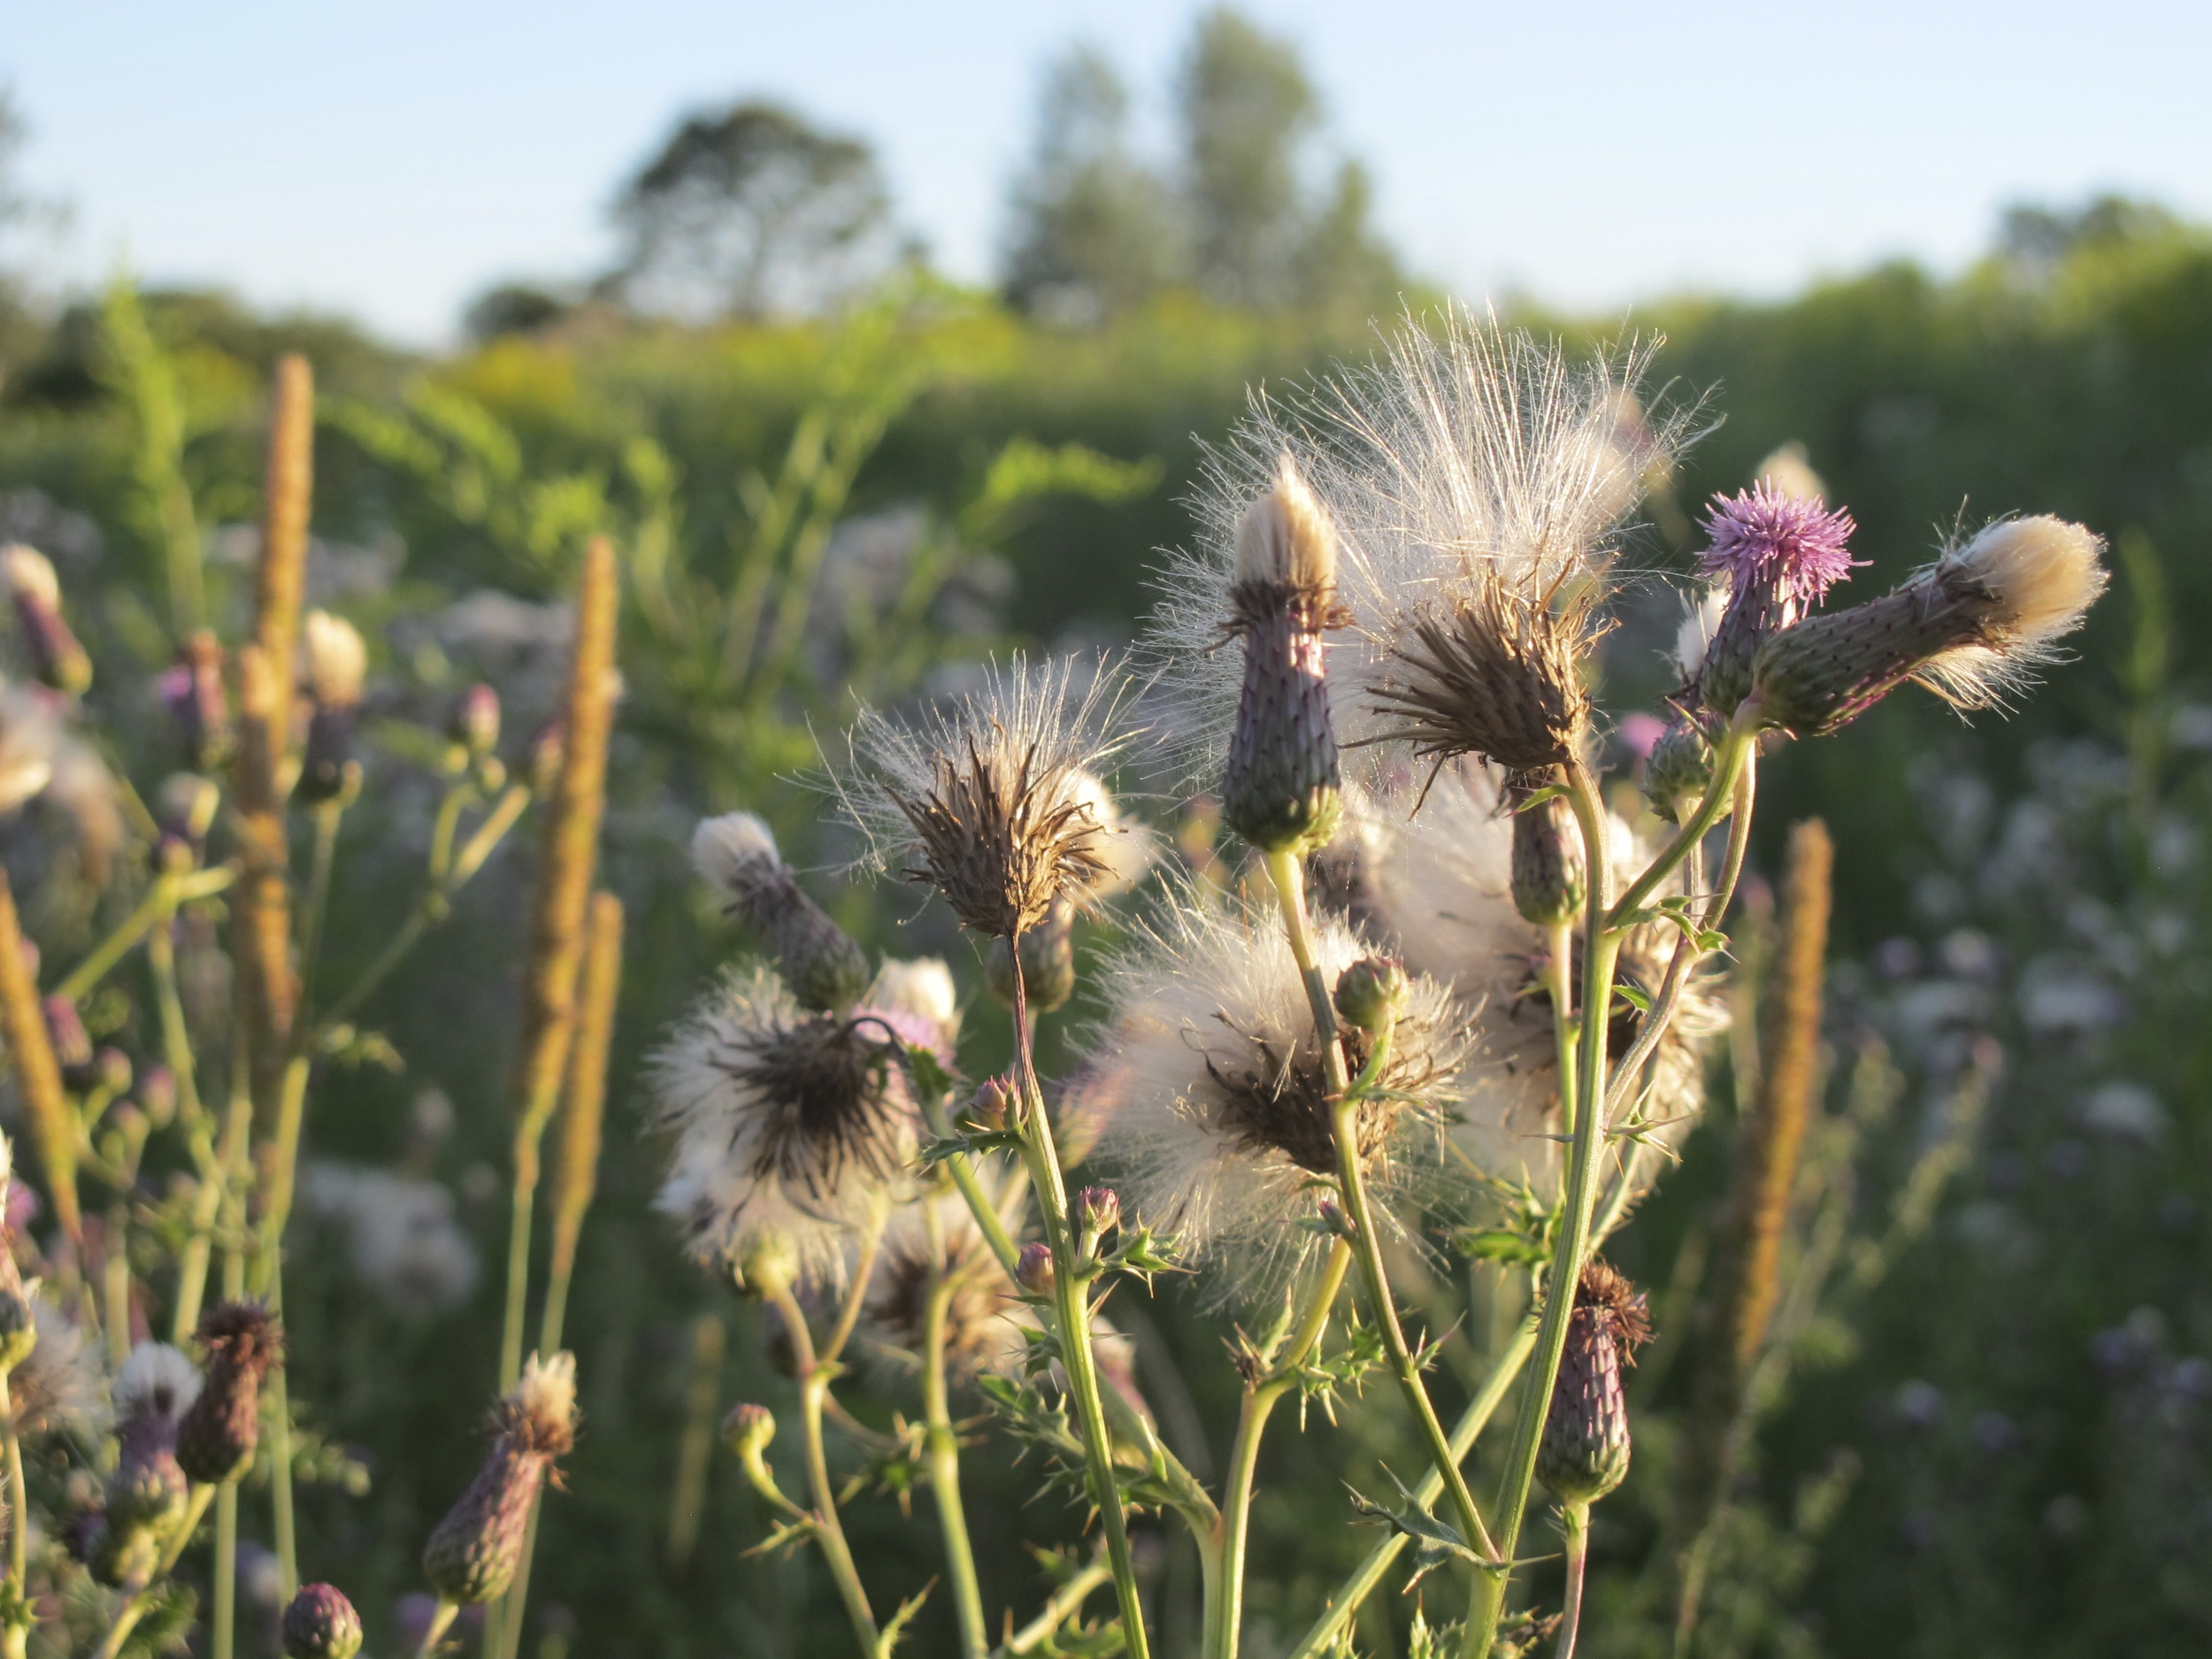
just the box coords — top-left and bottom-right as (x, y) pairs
(301, 611), (367, 710)
(859, 1186), (1031, 1383)
(652, 965), (946, 1289)
(1235, 452), (1339, 592)
(1750, 515), (2108, 735)
(829, 654), (1135, 939)
(1536, 1259), (1652, 1506)
(1, 546), (59, 611)
(691, 810), (872, 1013)
(422, 1352), (578, 1606)
(1063, 771), (1156, 899)
(864, 957), (961, 1050)
(0, 682), (57, 814)
(11, 1292), (107, 1438)
(1074, 886), (1466, 1301)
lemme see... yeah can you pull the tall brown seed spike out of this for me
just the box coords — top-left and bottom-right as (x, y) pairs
(549, 891), (623, 1286)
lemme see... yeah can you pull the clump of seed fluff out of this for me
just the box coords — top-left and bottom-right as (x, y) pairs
(422, 1351), (578, 1606)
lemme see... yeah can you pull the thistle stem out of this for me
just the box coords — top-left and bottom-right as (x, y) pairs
(94, 1483), (219, 1659)
(213, 1481), (237, 1659)
(1208, 1239), (1353, 1659)
(1556, 1504), (1590, 1659)
(922, 1203), (989, 1659)
(1004, 1561), (1115, 1655)
(1008, 949), (1151, 1659)
(1261, 850), (1498, 1594)
(764, 1281), (879, 1658)
(411, 1599), (458, 1659)
(0, 1363), (26, 1595)
(1473, 731), (1755, 1659)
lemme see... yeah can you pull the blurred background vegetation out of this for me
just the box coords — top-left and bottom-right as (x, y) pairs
(1, 6), (2209, 1655)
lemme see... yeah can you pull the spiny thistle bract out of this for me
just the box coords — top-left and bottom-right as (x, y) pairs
(281, 1583), (364, 1659)
(1075, 885), (1467, 1300)
(422, 1352), (578, 1606)
(652, 962), (956, 1289)
(692, 810), (872, 1013)
(1536, 1259), (1652, 1506)
(829, 655), (1137, 941)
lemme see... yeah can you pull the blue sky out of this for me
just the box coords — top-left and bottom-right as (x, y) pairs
(4, 0), (2208, 345)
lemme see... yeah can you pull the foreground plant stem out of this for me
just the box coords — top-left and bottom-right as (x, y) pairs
(1471, 726), (1756, 1656)
(1008, 949), (1151, 1659)
(764, 1279), (879, 1658)
(94, 1484), (219, 1658)
(1556, 1503), (1591, 1659)
(1208, 1238), (1352, 1659)
(922, 1201), (989, 1659)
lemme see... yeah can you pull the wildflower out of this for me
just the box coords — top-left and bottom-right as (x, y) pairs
(296, 610), (366, 804)
(1691, 483), (1860, 715)
(831, 655), (1134, 941)
(1077, 887), (1466, 1297)
(1508, 772), (1586, 926)
(281, 1583), (364, 1659)
(160, 629), (233, 771)
(177, 1300), (285, 1485)
(422, 1352), (578, 1606)
(652, 965), (951, 1289)
(95, 1342), (200, 1584)
(691, 811), (871, 1013)
(2, 544), (90, 694)
(1536, 1260), (1651, 1505)
(1751, 516), (2108, 735)
(449, 683), (501, 759)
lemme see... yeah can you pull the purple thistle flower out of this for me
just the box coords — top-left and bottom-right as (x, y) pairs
(1692, 484), (1863, 715)
(1697, 484), (1860, 604)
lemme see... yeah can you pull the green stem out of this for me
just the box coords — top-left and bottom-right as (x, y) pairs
(213, 1481), (237, 1659)
(94, 1483), (219, 1659)
(0, 1363), (25, 1592)
(1473, 730), (1755, 1658)
(411, 1600), (458, 1659)
(1547, 918), (1579, 1142)
(922, 1203), (989, 1659)
(1002, 1561), (1114, 1655)
(296, 802), (344, 1024)
(1556, 1505), (1590, 1659)
(1008, 950), (1150, 1659)
(764, 1281), (879, 1659)
(1208, 1240), (1353, 1659)
(53, 869), (232, 1005)
(1262, 850), (1497, 1581)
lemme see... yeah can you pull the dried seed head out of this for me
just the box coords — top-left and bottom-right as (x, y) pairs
(177, 1300), (285, 1485)
(987, 896), (1077, 1013)
(3, 544), (90, 695)
(832, 656), (1134, 940)
(1692, 484), (1860, 715)
(1643, 721), (1716, 825)
(1750, 515), (2108, 734)
(282, 1584), (364, 1659)
(1536, 1259), (1652, 1507)
(422, 1353), (577, 1605)
(691, 811), (872, 1013)
(1332, 956), (1409, 1035)
(1235, 453), (1339, 592)
(1507, 774), (1586, 926)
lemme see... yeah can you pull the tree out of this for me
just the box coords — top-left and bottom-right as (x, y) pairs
(611, 100), (894, 320)
(1176, 8), (1320, 308)
(1001, 47), (1182, 324)
(1291, 157), (1403, 316)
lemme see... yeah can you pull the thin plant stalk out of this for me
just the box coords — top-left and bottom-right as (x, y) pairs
(212, 1481), (237, 1659)
(662, 1313), (726, 1577)
(0, 1361), (27, 1659)
(1260, 850), (1499, 1596)
(0, 869), (81, 1245)
(1555, 1504), (1591, 1659)
(412, 1601), (459, 1659)
(1471, 721), (1758, 1657)
(762, 1279), (879, 1658)
(1007, 950), (1151, 1659)
(1005, 1562), (1115, 1655)
(1208, 1239), (1353, 1659)
(920, 1201), (989, 1659)
(93, 1483), (219, 1658)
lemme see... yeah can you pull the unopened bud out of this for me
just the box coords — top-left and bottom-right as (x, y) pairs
(1016, 1242), (1056, 1296)
(722, 1402), (776, 1460)
(1317, 1198), (1353, 1240)
(42, 996), (94, 1089)
(282, 1583), (364, 1659)
(161, 631), (233, 771)
(451, 683), (502, 757)
(1077, 1186), (1121, 1238)
(529, 718), (566, 794)
(986, 898), (1076, 1014)
(965, 1075), (1015, 1132)
(138, 1064), (178, 1127)
(94, 1048), (133, 1097)
(1643, 721), (1716, 825)
(4, 545), (91, 695)
(1333, 956), (1409, 1036)
(156, 772), (221, 871)
(1508, 779), (1586, 926)
(733, 1232), (799, 1298)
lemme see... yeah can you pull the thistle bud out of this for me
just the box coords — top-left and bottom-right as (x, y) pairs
(96, 1343), (199, 1583)
(3, 545), (90, 695)
(1317, 1198), (1352, 1240)
(158, 629), (233, 772)
(1750, 516), (2108, 735)
(1507, 776), (1587, 926)
(282, 1583), (364, 1659)
(1692, 485), (1859, 716)
(423, 1352), (577, 1606)
(1644, 721), (1716, 825)
(139, 1064), (178, 1127)
(177, 1301), (284, 1486)
(450, 683), (502, 759)
(965, 1075), (1015, 1132)
(1077, 1186), (1121, 1239)
(721, 1402), (775, 1460)
(692, 812), (871, 1013)
(733, 1232), (799, 1298)
(1333, 956), (1409, 1035)
(1016, 1242), (1056, 1297)
(1536, 1260), (1651, 1507)
(1222, 455), (1346, 856)
(986, 897), (1076, 1014)
(296, 611), (366, 806)
(42, 995), (95, 1090)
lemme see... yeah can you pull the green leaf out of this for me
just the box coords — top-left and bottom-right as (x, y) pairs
(1453, 1228), (1549, 1266)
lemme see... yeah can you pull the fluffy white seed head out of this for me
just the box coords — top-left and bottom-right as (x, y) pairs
(1, 546), (58, 609)
(1673, 586), (1727, 683)
(512, 1350), (578, 1442)
(115, 1341), (202, 1425)
(692, 811), (780, 895)
(0, 1129), (12, 1193)
(0, 683), (57, 814)
(1064, 770), (1156, 898)
(1234, 453), (1338, 591)
(1920, 516), (2109, 709)
(865, 957), (961, 1047)
(301, 611), (367, 708)
(13, 1292), (110, 1436)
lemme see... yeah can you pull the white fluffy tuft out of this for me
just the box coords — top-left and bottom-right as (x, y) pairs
(691, 811), (780, 893)
(302, 610), (367, 707)
(1, 545), (58, 609)
(115, 1340), (201, 1424)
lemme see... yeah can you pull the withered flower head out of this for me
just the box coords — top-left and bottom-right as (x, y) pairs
(177, 1300), (285, 1485)
(1076, 884), (1466, 1301)
(832, 655), (1137, 940)
(422, 1352), (577, 1606)
(860, 1188), (1029, 1381)
(94, 1342), (199, 1583)
(691, 811), (872, 1013)
(1536, 1258), (1651, 1507)
(652, 965), (950, 1288)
